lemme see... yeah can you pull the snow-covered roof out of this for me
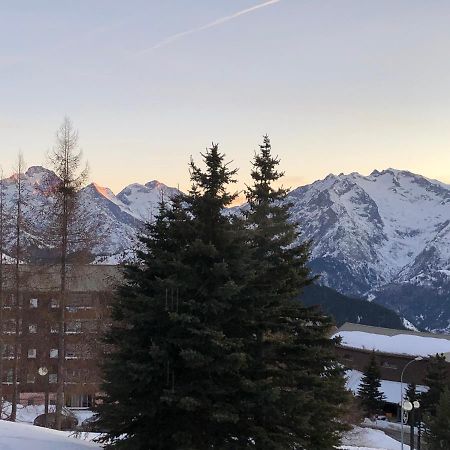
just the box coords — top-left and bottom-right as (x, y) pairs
(346, 370), (428, 404)
(334, 323), (450, 358)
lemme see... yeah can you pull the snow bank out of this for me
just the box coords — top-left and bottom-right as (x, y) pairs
(335, 330), (450, 357)
(1, 403), (95, 427)
(341, 426), (410, 450)
(0, 420), (100, 449)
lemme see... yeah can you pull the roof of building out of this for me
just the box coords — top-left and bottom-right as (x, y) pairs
(333, 322), (450, 359)
(1, 264), (122, 292)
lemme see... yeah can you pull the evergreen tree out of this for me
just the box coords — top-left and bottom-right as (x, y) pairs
(97, 145), (254, 449)
(421, 353), (449, 416)
(357, 352), (385, 417)
(96, 197), (192, 448)
(405, 382), (420, 426)
(424, 387), (450, 450)
(98, 140), (349, 449)
(420, 353), (449, 416)
(405, 382), (419, 404)
(241, 135), (349, 449)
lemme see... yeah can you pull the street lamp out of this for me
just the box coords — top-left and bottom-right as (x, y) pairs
(38, 366), (49, 428)
(400, 356), (423, 450)
(403, 399), (421, 450)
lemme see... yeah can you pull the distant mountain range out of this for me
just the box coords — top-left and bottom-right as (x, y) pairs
(0, 166), (180, 262)
(288, 168), (450, 332)
(2, 166), (450, 332)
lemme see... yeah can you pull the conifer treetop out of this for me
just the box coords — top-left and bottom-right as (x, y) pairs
(246, 135), (288, 207)
(189, 143), (238, 208)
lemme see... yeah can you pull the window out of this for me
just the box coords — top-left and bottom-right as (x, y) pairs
(27, 373), (35, 384)
(28, 348), (36, 359)
(4, 294), (16, 307)
(50, 298), (59, 308)
(50, 349), (58, 359)
(28, 324), (37, 334)
(29, 298), (38, 308)
(5, 319), (16, 334)
(66, 394), (93, 408)
(6, 368), (13, 383)
(49, 373), (57, 384)
(65, 321), (82, 334)
(50, 324), (58, 334)
(65, 344), (77, 359)
(2, 344), (15, 359)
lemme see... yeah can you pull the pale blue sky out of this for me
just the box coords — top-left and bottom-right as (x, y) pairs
(2, 0), (450, 196)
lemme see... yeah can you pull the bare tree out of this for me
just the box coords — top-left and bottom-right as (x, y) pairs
(10, 153), (27, 421)
(44, 117), (97, 430)
(0, 167), (5, 417)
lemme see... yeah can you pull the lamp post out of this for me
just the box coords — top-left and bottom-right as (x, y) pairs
(411, 401), (420, 450)
(38, 366), (49, 427)
(403, 399), (420, 450)
(400, 357), (423, 450)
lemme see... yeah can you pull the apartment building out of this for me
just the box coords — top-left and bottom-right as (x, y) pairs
(0, 265), (120, 408)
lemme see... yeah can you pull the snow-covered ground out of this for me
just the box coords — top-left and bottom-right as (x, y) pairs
(0, 420), (100, 449)
(341, 426), (410, 450)
(1, 402), (94, 426)
(0, 420), (407, 450)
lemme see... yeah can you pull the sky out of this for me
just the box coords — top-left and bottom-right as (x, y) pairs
(2, 0), (450, 197)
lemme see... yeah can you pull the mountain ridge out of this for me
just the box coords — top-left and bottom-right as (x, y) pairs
(2, 165), (450, 331)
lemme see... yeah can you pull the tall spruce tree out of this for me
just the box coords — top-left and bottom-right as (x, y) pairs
(97, 197), (193, 448)
(241, 135), (349, 449)
(97, 145), (254, 449)
(424, 387), (450, 450)
(357, 352), (385, 417)
(420, 353), (449, 417)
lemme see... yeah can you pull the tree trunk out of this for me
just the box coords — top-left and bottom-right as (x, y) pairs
(11, 164), (23, 422)
(0, 173), (4, 417)
(55, 179), (69, 430)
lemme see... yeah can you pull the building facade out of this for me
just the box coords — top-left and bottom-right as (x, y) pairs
(0, 265), (120, 409)
(333, 322), (450, 418)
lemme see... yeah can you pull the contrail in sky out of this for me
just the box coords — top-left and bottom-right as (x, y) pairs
(139, 0), (282, 53)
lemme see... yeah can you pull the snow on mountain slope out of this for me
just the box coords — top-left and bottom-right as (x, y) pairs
(0, 167), (179, 262)
(3, 165), (450, 330)
(117, 180), (180, 221)
(289, 169), (450, 295)
(79, 183), (141, 257)
(286, 168), (450, 330)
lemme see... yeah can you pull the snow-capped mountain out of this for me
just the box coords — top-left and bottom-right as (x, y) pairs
(82, 180), (180, 256)
(117, 181), (180, 221)
(289, 169), (450, 292)
(3, 165), (450, 330)
(0, 166), (180, 261)
(287, 168), (450, 331)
